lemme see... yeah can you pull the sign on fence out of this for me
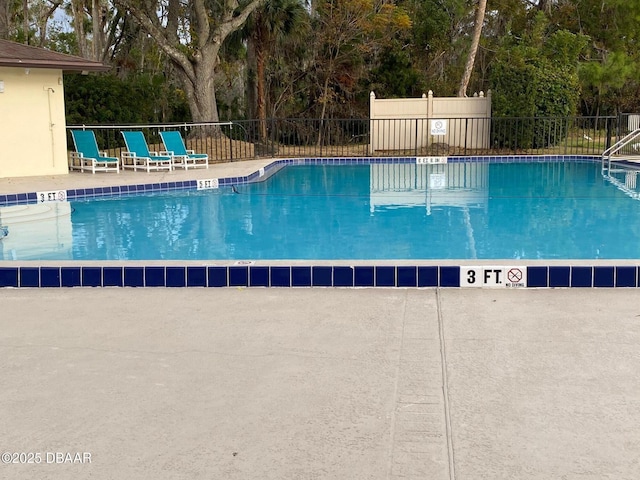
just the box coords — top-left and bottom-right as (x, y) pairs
(430, 119), (447, 136)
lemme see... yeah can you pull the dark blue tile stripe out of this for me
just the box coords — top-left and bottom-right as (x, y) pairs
(0, 268), (19, 287)
(2, 263), (640, 288)
(186, 266), (206, 287)
(615, 266), (637, 287)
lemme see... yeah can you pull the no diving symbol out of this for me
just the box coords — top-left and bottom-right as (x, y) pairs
(507, 268), (523, 283)
(434, 120), (443, 129)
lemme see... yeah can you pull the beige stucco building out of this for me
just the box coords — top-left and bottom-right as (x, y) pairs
(0, 40), (108, 178)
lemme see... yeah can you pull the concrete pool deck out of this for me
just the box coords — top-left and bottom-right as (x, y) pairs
(1, 287), (639, 479)
(0, 158), (275, 195)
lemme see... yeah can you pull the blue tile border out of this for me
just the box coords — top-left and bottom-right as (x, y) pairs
(397, 266), (417, 287)
(527, 266), (548, 287)
(615, 266), (637, 288)
(145, 267), (165, 287)
(186, 266), (207, 287)
(292, 266), (312, 287)
(375, 266), (395, 287)
(571, 266), (592, 288)
(1, 263), (640, 288)
(354, 266), (374, 287)
(334, 266), (354, 287)
(249, 266), (269, 287)
(82, 267), (102, 287)
(208, 267), (227, 287)
(166, 267), (186, 287)
(124, 267), (145, 287)
(0, 267), (18, 287)
(439, 266), (460, 288)
(61, 267), (81, 287)
(418, 266), (438, 287)
(549, 266), (571, 288)
(103, 267), (123, 287)
(40, 267), (61, 287)
(229, 266), (248, 287)
(20, 267), (40, 287)
(270, 266), (291, 287)
(594, 266), (614, 288)
(312, 266), (332, 287)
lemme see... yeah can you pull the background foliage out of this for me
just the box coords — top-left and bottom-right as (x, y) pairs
(64, 74), (191, 125)
(2, 0), (640, 123)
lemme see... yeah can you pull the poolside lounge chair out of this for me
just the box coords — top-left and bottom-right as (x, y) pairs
(121, 131), (173, 172)
(69, 130), (119, 174)
(160, 131), (209, 170)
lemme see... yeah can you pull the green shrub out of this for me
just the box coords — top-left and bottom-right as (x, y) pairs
(489, 16), (587, 149)
(64, 73), (190, 125)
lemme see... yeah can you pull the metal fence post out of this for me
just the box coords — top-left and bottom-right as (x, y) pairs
(464, 118), (468, 155)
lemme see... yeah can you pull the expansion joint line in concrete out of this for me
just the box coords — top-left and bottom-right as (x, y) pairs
(385, 289), (409, 479)
(436, 288), (456, 480)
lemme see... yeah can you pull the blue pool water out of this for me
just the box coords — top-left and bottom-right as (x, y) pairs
(4, 161), (640, 260)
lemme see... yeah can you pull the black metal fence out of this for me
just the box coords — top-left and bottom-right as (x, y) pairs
(67, 114), (634, 164)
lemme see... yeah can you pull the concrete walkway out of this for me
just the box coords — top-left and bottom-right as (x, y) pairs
(1, 288), (638, 479)
(0, 159), (273, 195)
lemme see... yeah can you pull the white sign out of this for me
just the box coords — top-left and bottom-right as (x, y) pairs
(259, 167), (265, 177)
(416, 156), (447, 165)
(430, 119), (447, 136)
(460, 266), (527, 288)
(197, 178), (219, 190)
(37, 190), (66, 203)
(429, 173), (446, 189)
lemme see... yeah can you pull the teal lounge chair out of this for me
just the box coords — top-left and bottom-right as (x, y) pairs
(121, 131), (173, 172)
(160, 131), (209, 170)
(70, 130), (119, 174)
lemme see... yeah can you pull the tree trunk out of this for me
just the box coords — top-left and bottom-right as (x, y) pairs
(185, 78), (220, 124)
(458, 0), (487, 97)
(22, 0), (28, 43)
(37, 1), (61, 47)
(537, 0), (552, 14)
(175, 55), (221, 136)
(71, 0), (89, 57)
(114, 0), (264, 128)
(255, 29), (268, 142)
(91, 0), (102, 61)
(0, 0), (10, 40)
(317, 73), (331, 148)
(246, 37), (258, 121)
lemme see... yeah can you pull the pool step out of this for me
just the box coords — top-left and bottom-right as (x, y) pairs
(0, 203), (72, 224)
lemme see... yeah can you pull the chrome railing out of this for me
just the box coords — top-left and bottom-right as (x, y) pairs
(602, 128), (640, 174)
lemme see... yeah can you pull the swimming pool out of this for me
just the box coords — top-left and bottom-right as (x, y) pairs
(3, 158), (639, 261)
(1, 156), (640, 288)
